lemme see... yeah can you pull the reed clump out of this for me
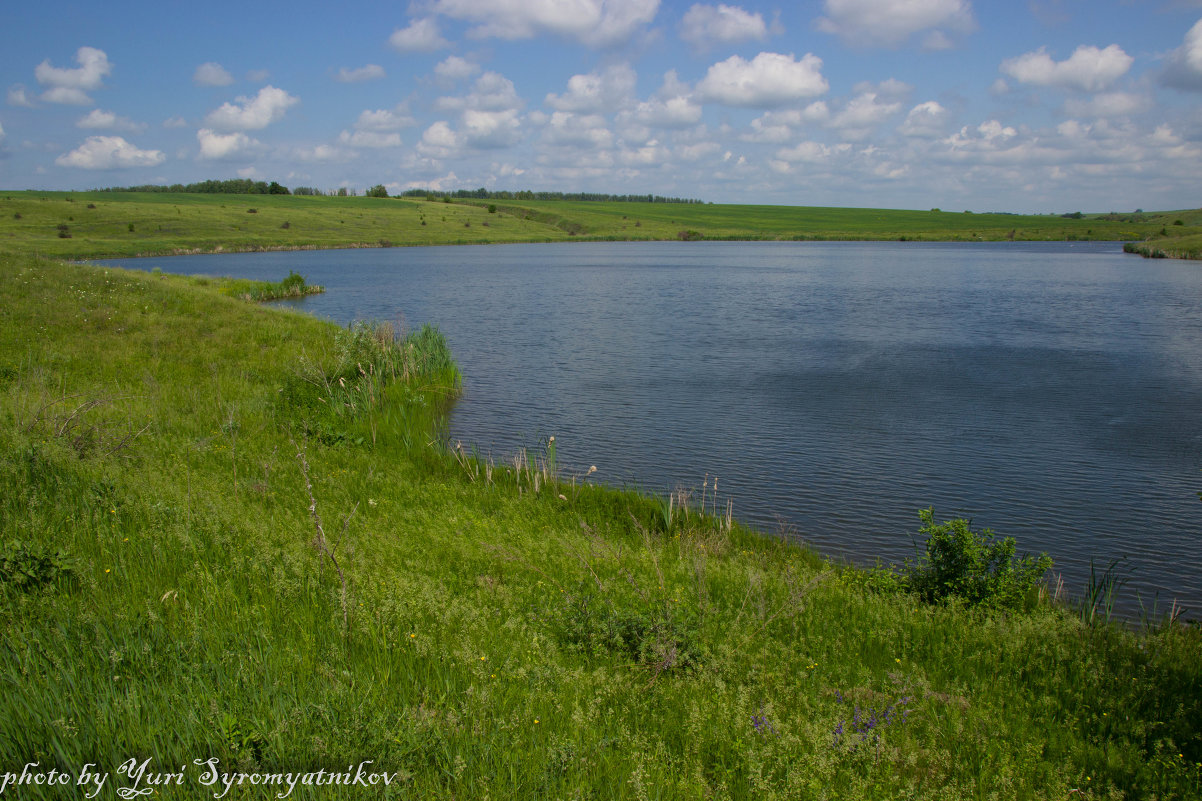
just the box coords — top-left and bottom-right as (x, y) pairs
(219, 270), (324, 302)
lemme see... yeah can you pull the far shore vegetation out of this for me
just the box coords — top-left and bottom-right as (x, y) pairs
(2, 186), (1198, 261)
(0, 186), (1200, 798)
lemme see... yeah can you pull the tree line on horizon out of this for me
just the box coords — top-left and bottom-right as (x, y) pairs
(399, 188), (705, 204)
(98, 179), (293, 195)
(94, 180), (704, 204)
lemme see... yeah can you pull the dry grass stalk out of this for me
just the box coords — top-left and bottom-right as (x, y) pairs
(294, 440), (352, 632)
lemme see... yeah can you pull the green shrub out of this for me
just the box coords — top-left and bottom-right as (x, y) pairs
(903, 508), (1052, 609)
(278, 270), (306, 294)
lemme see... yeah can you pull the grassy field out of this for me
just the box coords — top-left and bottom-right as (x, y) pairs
(1, 243), (1200, 797)
(2, 190), (1198, 259)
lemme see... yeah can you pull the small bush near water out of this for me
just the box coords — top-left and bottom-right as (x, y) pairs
(902, 508), (1053, 609)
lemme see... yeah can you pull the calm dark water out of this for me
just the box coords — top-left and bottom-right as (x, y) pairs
(102, 241), (1202, 616)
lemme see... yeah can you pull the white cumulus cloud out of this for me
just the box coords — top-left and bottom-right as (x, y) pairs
(697, 52), (828, 108)
(546, 64), (637, 113)
(631, 94), (703, 129)
(461, 108), (523, 148)
(204, 86), (298, 131)
(775, 140), (836, 164)
(541, 111), (614, 149)
(335, 65), (385, 83)
(898, 101), (949, 137)
(1064, 92), (1151, 118)
(743, 104), (830, 142)
(55, 136), (164, 169)
(679, 141), (720, 161)
(977, 120), (1016, 140)
(196, 128), (261, 160)
(291, 144), (354, 163)
(430, 0), (660, 48)
(815, 0), (974, 48)
(1000, 44), (1133, 92)
(338, 130), (403, 148)
(354, 106), (416, 131)
(76, 109), (146, 134)
(943, 119), (1018, 152)
(830, 92), (902, 132)
(1161, 18), (1202, 92)
(435, 56), (481, 82)
(36, 46), (112, 105)
(680, 4), (771, 49)
(194, 62), (234, 87)
(41, 87), (94, 106)
(8, 85), (35, 108)
(437, 72), (523, 113)
(623, 71), (701, 128)
(389, 18), (451, 52)
(419, 121), (461, 158)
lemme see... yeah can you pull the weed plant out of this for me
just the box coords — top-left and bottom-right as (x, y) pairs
(0, 254), (1199, 799)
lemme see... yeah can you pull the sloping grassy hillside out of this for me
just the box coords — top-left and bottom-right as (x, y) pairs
(459, 199), (1190, 246)
(2, 191), (1196, 260)
(0, 191), (573, 259)
(1120, 208), (1202, 260)
(1, 254), (1200, 798)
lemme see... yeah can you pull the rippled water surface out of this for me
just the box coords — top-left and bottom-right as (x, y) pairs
(103, 241), (1202, 614)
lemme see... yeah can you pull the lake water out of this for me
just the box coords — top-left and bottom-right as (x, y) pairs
(101, 241), (1202, 617)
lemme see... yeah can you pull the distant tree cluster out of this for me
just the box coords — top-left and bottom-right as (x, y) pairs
(400, 188), (705, 204)
(100, 179), (291, 195)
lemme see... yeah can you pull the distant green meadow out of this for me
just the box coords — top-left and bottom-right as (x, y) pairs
(2, 190), (1198, 260)
(0, 195), (1200, 799)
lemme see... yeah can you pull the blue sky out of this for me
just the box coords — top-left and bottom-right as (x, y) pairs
(2, 0), (1200, 211)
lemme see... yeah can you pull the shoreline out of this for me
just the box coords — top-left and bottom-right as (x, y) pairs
(92, 235), (1167, 263)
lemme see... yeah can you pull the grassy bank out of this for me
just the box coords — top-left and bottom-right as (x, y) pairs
(2, 190), (1198, 259)
(1119, 208), (1202, 261)
(1, 253), (1200, 799)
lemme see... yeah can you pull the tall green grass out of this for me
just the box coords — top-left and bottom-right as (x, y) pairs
(1, 254), (1200, 799)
